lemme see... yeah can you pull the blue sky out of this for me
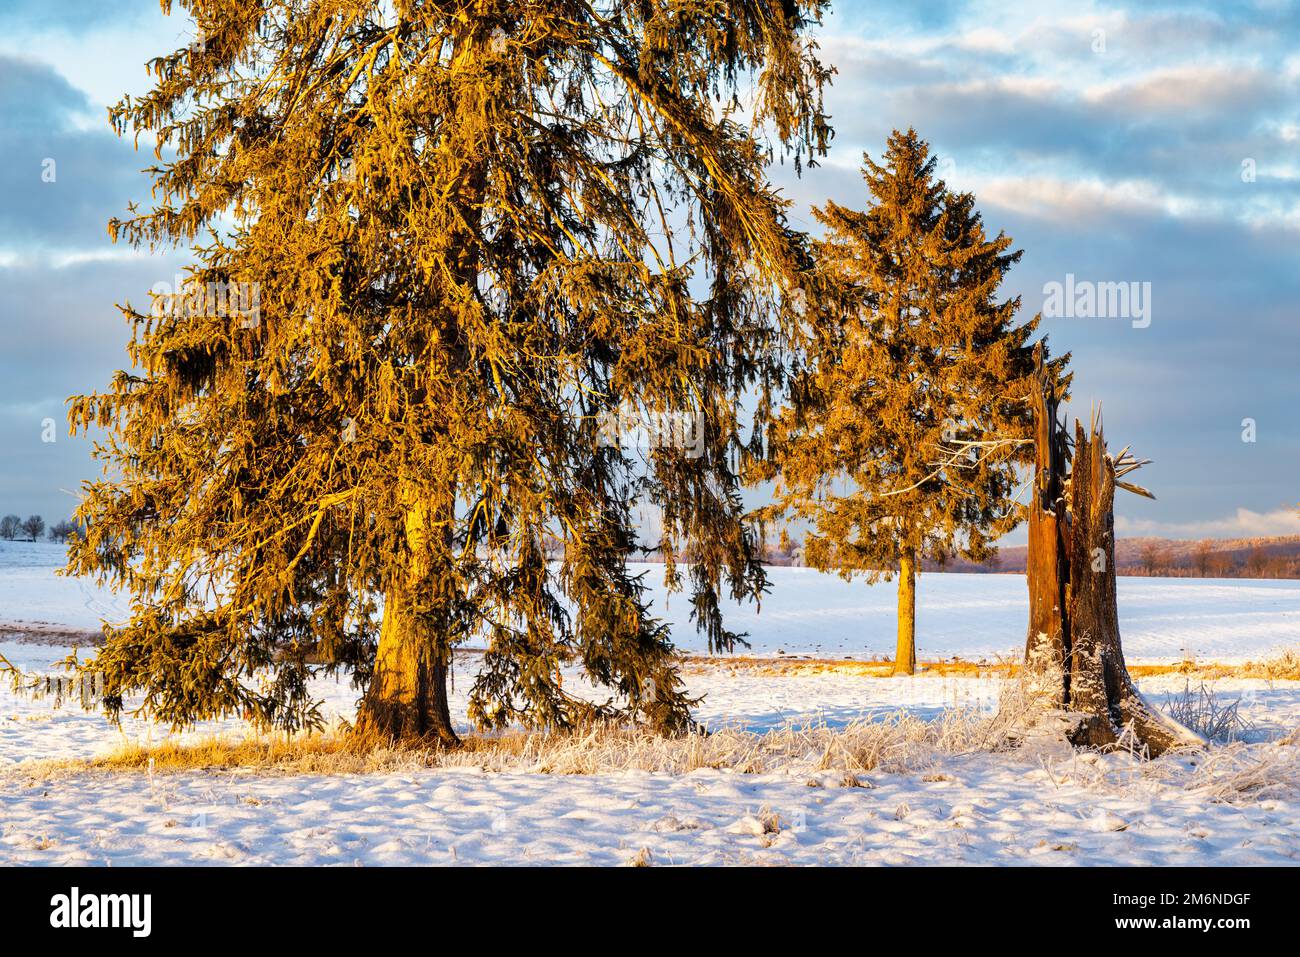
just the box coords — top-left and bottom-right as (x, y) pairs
(1, 0), (1297, 539)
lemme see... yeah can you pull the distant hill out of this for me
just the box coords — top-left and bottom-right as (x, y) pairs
(928, 535), (1300, 580)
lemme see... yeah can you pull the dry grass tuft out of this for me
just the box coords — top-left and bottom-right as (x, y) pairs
(1132, 648), (1300, 681)
(22, 702), (1026, 780)
(1052, 736), (1300, 804)
(679, 655), (1015, 679)
(1164, 681), (1255, 743)
(626, 847), (653, 867)
(1189, 742), (1300, 802)
(84, 733), (433, 775)
(1244, 648), (1300, 681)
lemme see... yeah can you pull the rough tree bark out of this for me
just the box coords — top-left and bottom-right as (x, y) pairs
(894, 548), (917, 675)
(1024, 349), (1069, 673)
(355, 488), (460, 747)
(1021, 346), (1202, 756)
(357, 579), (458, 746)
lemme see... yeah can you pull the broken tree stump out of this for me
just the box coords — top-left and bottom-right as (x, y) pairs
(1020, 345), (1203, 756)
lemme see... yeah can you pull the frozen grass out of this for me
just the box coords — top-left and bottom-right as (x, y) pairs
(51, 708), (1010, 778)
(17, 671), (1292, 814)
(19, 677), (1038, 779)
(1164, 680), (1256, 743)
(1034, 737), (1300, 805)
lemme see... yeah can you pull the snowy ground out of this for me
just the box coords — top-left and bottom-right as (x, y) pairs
(2, 660), (1297, 866)
(1, 541), (1298, 866)
(3, 745), (1298, 866)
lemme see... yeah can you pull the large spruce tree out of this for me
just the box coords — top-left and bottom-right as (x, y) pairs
(761, 129), (1065, 674)
(67, 1), (832, 744)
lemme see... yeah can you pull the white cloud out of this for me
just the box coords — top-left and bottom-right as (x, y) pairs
(1115, 507), (1300, 540)
(974, 174), (1169, 222)
(1082, 64), (1283, 115)
(954, 27), (1016, 55)
(0, 248), (149, 269)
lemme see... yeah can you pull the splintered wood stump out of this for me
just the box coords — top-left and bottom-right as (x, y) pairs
(1024, 348), (1069, 668)
(1020, 347), (1202, 756)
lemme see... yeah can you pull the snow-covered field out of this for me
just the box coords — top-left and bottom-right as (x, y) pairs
(5, 540), (1300, 662)
(1, 541), (1298, 866)
(4, 741), (1298, 866)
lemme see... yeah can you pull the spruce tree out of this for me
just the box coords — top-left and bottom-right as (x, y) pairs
(760, 129), (1065, 674)
(67, 1), (832, 743)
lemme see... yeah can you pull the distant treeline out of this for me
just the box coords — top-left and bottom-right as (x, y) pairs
(647, 535), (1300, 581)
(929, 535), (1300, 580)
(0, 514), (82, 543)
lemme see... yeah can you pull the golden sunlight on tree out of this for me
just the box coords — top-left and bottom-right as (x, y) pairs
(757, 129), (1067, 674)
(67, 0), (832, 745)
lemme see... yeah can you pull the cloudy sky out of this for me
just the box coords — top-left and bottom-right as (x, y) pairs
(1, 1), (1297, 540)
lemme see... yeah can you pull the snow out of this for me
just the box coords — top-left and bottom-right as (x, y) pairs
(4, 750), (1298, 866)
(1, 540), (1298, 866)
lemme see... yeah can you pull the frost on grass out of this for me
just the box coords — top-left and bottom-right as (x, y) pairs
(1164, 681), (1255, 743)
(62, 708), (1009, 778)
(27, 669), (1290, 811)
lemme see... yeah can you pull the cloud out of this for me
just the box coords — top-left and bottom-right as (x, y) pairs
(1116, 508), (1300, 539)
(0, 55), (93, 131)
(1084, 64), (1292, 118)
(1, 0), (1298, 538)
(0, 55), (150, 252)
(0, 251), (180, 519)
(975, 175), (1170, 222)
(813, 2), (1300, 231)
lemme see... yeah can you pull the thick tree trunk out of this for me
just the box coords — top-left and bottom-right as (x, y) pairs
(1063, 425), (1199, 753)
(894, 549), (917, 675)
(355, 488), (460, 747)
(356, 576), (458, 746)
(354, 24), (490, 748)
(1020, 347), (1202, 756)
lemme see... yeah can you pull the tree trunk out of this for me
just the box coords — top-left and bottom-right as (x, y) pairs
(356, 576), (458, 746)
(354, 22), (489, 748)
(1023, 348), (1069, 690)
(1020, 346), (1202, 756)
(1063, 424), (1199, 753)
(355, 488), (460, 747)
(894, 549), (917, 675)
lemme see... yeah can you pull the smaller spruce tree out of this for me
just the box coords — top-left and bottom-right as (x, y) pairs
(761, 129), (1067, 674)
